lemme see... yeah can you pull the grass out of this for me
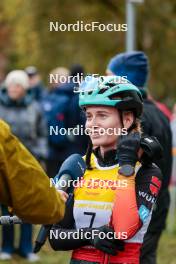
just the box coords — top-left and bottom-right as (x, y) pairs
(158, 232), (176, 264)
(0, 225), (175, 264)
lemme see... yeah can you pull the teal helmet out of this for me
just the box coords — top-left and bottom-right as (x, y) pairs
(79, 76), (143, 117)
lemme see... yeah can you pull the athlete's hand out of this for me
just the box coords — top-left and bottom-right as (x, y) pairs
(116, 132), (141, 167)
(89, 225), (124, 255)
(57, 190), (69, 203)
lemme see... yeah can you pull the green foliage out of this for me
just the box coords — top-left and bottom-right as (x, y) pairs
(0, 0), (176, 101)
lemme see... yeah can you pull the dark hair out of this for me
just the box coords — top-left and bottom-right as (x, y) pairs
(85, 139), (93, 170)
(70, 64), (84, 77)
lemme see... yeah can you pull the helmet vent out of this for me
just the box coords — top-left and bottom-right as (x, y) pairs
(87, 90), (93, 95)
(98, 88), (108, 94)
(109, 95), (122, 100)
(107, 83), (117, 88)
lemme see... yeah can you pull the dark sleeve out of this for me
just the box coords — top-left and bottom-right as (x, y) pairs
(135, 163), (162, 224)
(66, 95), (80, 128)
(141, 107), (152, 135)
(48, 194), (91, 251)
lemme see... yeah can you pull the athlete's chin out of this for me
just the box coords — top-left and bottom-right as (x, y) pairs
(90, 136), (109, 146)
(90, 136), (103, 146)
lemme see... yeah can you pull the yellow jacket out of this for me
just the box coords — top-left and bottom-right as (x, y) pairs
(0, 120), (65, 224)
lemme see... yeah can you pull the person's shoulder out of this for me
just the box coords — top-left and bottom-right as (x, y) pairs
(136, 162), (162, 183)
(143, 99), (156, 109)
(147, 162), (162, 176)
(143, 100), (159, 119)
(144, 100), (170, 124)
(0, 120), (12, 152)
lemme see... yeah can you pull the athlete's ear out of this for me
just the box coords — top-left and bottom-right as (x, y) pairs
(122, 111), (134, 130)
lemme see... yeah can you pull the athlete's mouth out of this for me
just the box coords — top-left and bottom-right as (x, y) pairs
(91, 129), (102, 137)
(91, 133), (101, 138)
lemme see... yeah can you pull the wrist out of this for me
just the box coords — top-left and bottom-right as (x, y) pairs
(118, 164), (135, 177)
(117, 165), (136, 185)
(81, 227), (95, 244)
(118, 155), (137, 168)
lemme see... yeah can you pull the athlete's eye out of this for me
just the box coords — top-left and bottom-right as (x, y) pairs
(86, 113), (92, 121)
(98, 113), (108, 119)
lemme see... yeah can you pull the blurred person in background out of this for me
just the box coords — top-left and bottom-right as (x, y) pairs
(42, 66), (88, 178)
(69, 63), (88, 153)
(25, 66), (46, 101)
(0, 70), (48, 262)
(171, 104), (176, 183)
(168, 103), (176, 234)
(107, 51), (172, 264)
(70, 63), (84, 86)
(172, 103), (176, 121)
(42, 66), (69, 177)
(171, 104), (176, 146)
(154, 100), (172, 121)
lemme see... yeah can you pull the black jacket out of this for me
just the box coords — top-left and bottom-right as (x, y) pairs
(141, 99), (172, 232)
